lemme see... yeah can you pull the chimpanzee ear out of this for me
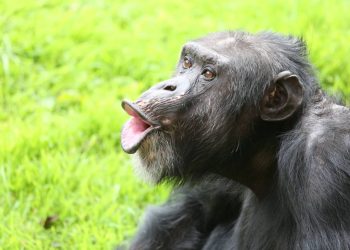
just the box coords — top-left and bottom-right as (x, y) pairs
(260, 71), (304, 121)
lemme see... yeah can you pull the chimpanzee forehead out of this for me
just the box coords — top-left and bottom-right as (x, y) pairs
(181, 42), (231, 65)
(182, 32), (259, 64)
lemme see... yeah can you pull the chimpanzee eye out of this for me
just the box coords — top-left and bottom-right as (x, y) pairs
(183, 56), (192, 69)
(202, 68), (216, 80)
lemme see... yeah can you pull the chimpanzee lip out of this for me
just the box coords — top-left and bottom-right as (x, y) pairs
(121, 100), (160, 154)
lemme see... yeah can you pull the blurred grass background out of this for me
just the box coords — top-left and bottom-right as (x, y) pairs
(0, 0), (349, 249)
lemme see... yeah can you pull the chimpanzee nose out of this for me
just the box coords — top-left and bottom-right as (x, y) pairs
(163, 84), (177, 91)
(138, 76), (190, 100)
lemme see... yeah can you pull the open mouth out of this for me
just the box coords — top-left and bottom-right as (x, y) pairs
(121, 100), (159, 154)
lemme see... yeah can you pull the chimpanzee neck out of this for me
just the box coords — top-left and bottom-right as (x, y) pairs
(225, 116), (300, 199)
(233, 139), (278, 199)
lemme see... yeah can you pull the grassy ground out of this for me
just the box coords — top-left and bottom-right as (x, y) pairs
(0, 0), (349, 249)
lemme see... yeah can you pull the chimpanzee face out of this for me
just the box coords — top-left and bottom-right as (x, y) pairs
(121, 32), (303, 183)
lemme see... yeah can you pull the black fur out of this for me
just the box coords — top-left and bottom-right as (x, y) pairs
(129, 177), (243, 250)
(120, 31), (350, 250)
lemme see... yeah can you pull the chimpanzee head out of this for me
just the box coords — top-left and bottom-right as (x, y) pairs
(121, 31), (318, 185)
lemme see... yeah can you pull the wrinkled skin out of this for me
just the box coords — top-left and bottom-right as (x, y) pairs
(119, 31), (350, 250)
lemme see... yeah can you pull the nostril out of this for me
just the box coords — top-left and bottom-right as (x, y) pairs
(163, 85), (177, 91)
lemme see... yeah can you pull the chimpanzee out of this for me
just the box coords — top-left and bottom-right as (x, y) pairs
(120, 31), (350, 250)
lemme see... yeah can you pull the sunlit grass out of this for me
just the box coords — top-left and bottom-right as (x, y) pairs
(0, 0), (349, 248)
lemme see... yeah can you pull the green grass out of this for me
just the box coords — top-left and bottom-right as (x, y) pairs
(0, 0), (349, 249)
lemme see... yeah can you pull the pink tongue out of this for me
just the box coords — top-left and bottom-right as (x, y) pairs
(121, 116), (150, 152)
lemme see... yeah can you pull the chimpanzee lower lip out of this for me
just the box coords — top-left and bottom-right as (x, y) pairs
(121, 124), (158, 154)
(121, 100), (160, 154)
